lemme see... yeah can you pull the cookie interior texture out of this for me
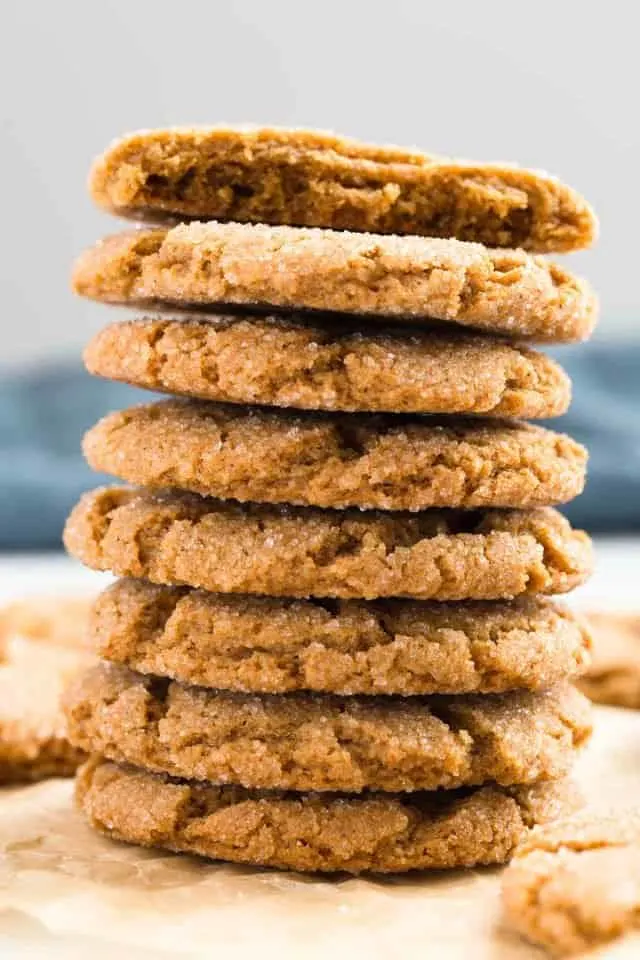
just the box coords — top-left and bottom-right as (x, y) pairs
(89, 127), (597, 253)
(84, 316), (572, 418)
(75, 756), (580, 873)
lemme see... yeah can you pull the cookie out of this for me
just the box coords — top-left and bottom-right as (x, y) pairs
(92, 579), (592, 695)
(0, 596), (93, 652)
(65, 664), (591, 793)
(577, 612), (640, 708)
(84, 401), (587, 512)
(502, 812), (640, 955)
(63, 488), (593, 601)
(0, 597), (93, 782)
(71, 224), (597, 343)
(76, 757), (579, 873)
(84, 316), (572, 419)
(89, 127), (597, 253)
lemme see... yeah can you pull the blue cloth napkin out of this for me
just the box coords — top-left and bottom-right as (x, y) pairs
(0, 367), (148, 549)
(0, 343), (638, 549)
(546, 343), (640, 532)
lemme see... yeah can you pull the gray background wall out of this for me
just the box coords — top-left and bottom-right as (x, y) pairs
(1, 0), (636, 368)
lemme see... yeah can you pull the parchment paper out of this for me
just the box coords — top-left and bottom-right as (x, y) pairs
(0, 706), (638, 959)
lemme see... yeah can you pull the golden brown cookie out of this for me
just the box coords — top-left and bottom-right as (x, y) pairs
(0, 596), (93, 652)
(84, 316), (572, 419)
(76, 757), (580, 873)
(84, 401), (587, 512)
(89, 127), (597, 253)
(0, 597), (93, 783)
(71, 224), (597, 343)
(577, 612), (640, 708)
(65, 665), (591, 793)
(92, 579), (591, 695)
(502, 812), (640, 955)
(63, 488), (593, 601)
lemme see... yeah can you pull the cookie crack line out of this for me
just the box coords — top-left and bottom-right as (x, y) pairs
(74, 756), (580, 873)
(71, 222), (598, 344)
(64, 663), (592, 793)
(83, 400), (587, 512)
(63, 488), (593, 601)
(84, 316), (573, 418)
(90, 579), (591, 696)
(88, 127), (598, 253)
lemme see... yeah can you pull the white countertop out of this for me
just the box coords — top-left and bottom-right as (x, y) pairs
(0, 553), (113, 604)
(0, 538), (639, 610)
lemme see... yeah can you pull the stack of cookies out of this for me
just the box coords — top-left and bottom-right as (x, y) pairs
(64, 128), (597, 874)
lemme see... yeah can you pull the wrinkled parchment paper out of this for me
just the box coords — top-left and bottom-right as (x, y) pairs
(0, 706), (639, 959)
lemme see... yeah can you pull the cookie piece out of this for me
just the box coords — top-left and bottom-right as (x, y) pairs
(502, 812), (640, 955)
(66, 664), (591, 793)
(92, 580), (591, 695)
(63, 488), (593, 601)
(71, 224), (597, 343)
(84, 316), (572, 419)
(0, 596), (93, 652)
(0, 597), (93, 783)
(76, 757), (579, 873)
(577, 612), (640, 708)
(84, 401), (587, 512)
(89, 127), (597, 253)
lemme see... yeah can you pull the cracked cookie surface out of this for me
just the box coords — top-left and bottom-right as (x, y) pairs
(84, 315), (572, 418)
(63, 488), (593, 601)
(92, 579), (591, 695)
(502, 812), (640, 955)
(89, 127), (597, 253)
(72, 223), (597, 343)
(65, 664), (591, 793)
(84, 401), (587, 511)
(76, 756), (580, 873)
